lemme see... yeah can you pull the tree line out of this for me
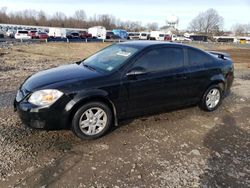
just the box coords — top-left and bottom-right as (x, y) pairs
(0, 7), (159, 32)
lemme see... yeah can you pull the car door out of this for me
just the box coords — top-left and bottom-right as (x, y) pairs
(122, 46), (189, 117)
(185, 47), (216, 102)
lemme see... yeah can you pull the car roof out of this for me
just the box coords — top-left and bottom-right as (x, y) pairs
(119, 41), (189, 49)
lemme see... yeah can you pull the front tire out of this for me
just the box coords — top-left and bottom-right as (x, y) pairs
(72, 102), (112, 139)
(199, 85), (222, 112)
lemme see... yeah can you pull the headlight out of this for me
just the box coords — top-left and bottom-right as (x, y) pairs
(28, 89), (63, 107)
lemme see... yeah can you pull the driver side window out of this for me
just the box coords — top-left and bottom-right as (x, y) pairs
(133, 47), (184, 72)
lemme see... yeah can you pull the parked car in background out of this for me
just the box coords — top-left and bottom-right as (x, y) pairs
(14, 41), (234, 139)
(150, 31), (165, 41)
(164, 34), (172, 41)
(112, 29), (128, 39)
(79, 31), (92, 39)
(88, 26), (106, 40)
(0, 32), (4, 38)
(48, 28), (67, 38)
(66, 32), (80, 39)
(106, 31), (120, 39)
(139, 32), (150, 40)
(6, 29), (15, 38)
(128, 32), (140, 40)
(189, 35), (208, 42)
(28, 30), (37, 39)
(172, 34), (192, 42)
(14, 30), (31, 40)
(35, 32), (49, 39)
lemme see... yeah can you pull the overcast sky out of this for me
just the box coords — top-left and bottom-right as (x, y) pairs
(1, 0), (250, 30)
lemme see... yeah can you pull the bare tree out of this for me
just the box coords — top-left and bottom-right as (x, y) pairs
(37, 10), (47, 26)
(74, 10), (86, 21)
(146, 22), (159, 31)
(53, 12), (66, 21)
(189, 8), (224, 34)
(232, 23), (250, 36)
(98, 14), (116, 29)
(0, 7), (8, 23)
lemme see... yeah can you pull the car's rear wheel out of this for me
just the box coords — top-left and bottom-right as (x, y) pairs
(72, 102), (112, 139)
(200, 85), (222, 111)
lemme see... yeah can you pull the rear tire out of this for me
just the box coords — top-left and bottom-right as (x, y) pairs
(71, 102), (112, 139)
(199, 85), (222, 112)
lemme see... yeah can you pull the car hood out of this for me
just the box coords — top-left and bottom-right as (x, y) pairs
(22, 63), (102, 91)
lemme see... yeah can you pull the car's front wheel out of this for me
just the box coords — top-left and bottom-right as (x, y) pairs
(200, 85), (222, 111)
(72, 102), (112, 139)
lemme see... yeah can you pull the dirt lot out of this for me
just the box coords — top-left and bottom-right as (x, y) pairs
(0, 42), (249, 187)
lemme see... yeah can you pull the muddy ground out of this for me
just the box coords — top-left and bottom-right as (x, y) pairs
(0, 42), (249, 187)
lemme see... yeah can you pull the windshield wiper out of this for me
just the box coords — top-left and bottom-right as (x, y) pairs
(83, 64), (96, 71)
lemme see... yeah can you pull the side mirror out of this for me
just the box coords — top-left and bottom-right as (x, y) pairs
(76, 59), (86, 65)
(126, 67), (147, 77)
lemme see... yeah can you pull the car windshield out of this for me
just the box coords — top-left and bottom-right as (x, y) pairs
(82, 44), (139, 73)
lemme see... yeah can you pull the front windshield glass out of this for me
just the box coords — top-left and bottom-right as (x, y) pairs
(83, 44), (139, 72)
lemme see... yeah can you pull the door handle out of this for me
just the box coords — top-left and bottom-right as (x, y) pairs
(175, 74), (187, 80)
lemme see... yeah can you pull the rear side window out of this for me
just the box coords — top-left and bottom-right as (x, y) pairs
(188, 48), (213, 66)
(18, 31), (28, 34)
(133, 47), (184, 72)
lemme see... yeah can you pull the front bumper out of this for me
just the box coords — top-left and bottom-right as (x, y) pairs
(14, 91), (72, 130)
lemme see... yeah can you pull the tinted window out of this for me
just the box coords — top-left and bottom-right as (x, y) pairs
(18, 31), (28, 34)
(133, 47), (184, 72)
(188, 48), (213, 66)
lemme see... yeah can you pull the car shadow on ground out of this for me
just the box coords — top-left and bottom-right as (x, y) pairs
(200, 110), (250, 187)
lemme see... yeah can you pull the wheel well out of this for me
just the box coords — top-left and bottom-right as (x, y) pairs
(199, 81), (225, 104)
(68, 97), (117, 128)
(206, 81), (225, 95)
(211, 81), (225, 90)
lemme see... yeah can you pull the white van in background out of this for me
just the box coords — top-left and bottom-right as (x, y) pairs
(139, 32), (149, 40)
(150, 31), (165, 41)
(88, 26), (107, 40)
(48, 28), (67, 38)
